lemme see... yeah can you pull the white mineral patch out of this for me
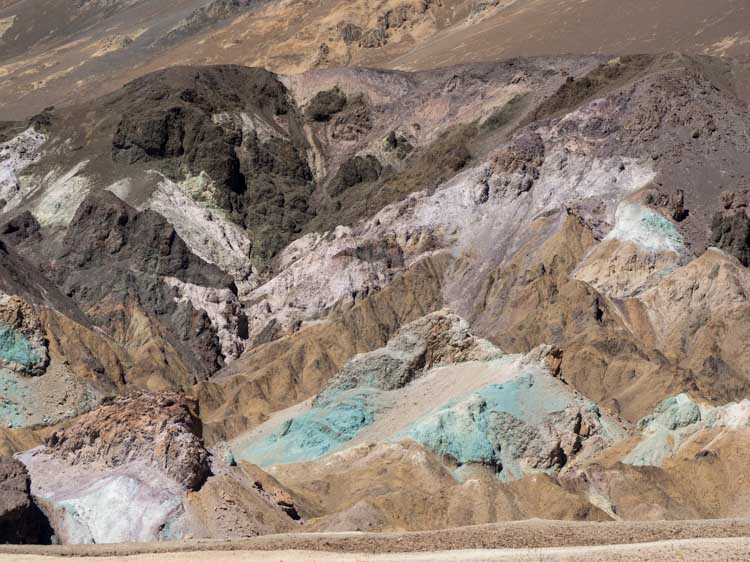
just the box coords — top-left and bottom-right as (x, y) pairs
(148, 175), (257, 296)
(163, 277), (246, 362)
(212, 111), (280, 143)
(106, 177), (134, 201)
(245, 224), (399, 339)
(0, 127), (47, 210)
(706, 399), (750, 429)
(605, 203), (685, 255)
(31, 160), (91, 226)
(17, 451), (185, 545)
(55, 474), (183, 544)
(0, 15), (15, 40)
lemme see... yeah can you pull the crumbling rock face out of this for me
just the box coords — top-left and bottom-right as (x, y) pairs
(640, 188), (688, 222)
(622, 68), (719, 146)
(46, 392), (210, 490)
(0, 457), (51, 544)
(319, 309), (503, 399)
(0, 128), (47, 211)
(328, 155), (382, 197)
(51, 190), (233, 380)
(711, 208), (750, 266)
(163, 277), (248, 363)
(358, 27), (387, 49)
(0, 211), (41, 247)
(58, 190), (231, 289)
(485, 129), (545, 195)
(164, 0), (257, 42)
(383, 130), (414, 160)
(338, 22), (363, 44)
(330, 96), (373, 142)
(492, 130), (545, 174)
(532, 55), (655, 124)
(357, 0), (433, 49)
(0, 294), (48, 376)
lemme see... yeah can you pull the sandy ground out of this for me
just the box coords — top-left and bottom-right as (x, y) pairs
(2, 538), (749, 561)
(2, 519), (750, 561)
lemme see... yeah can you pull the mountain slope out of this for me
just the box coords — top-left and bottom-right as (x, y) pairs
(2, 7), (750, 543)
(4, 0), (750, 119)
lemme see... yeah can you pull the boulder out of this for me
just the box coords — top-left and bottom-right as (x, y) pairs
(46, 392), (210, 490)
(0, 457), (51, 544)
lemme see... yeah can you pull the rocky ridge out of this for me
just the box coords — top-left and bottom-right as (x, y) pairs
(0, 50), (749, 543)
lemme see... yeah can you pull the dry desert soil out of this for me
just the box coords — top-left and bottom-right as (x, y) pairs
(1, 519), (749, 561)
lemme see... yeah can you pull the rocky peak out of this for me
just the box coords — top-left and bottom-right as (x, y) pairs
(319, 309), (504, 400)
(61, 190), (231, 288)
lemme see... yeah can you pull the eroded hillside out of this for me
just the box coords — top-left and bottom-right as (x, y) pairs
(0, 50), (749, 543)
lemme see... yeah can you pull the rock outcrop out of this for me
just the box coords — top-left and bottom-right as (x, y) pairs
(17, 393), (211, 544)
(319, 309), (503, 398)
(230, 319), (623, 482)
(3, 41), (750, 543)
(49, 190), (236, 386)
(108, 65), (314, 266)
(0, 295), (48, 376)
(46, 392), (210, 490)
(0, 457), (51, 544)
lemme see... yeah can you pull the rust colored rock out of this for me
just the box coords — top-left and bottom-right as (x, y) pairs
(46, 392), (210, 490)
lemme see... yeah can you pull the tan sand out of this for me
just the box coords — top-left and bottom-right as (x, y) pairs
(2, 538), (749, 562)
(2, 519), (750, 561)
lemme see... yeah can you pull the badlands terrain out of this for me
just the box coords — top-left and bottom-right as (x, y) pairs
(1, 0), (750, 560)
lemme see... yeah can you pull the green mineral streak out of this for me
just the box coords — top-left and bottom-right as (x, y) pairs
(404, 371), (594, 480)
(224, 448), (237, 467)
(177, 171), (234, 219)
(0, 324), (39, 367)
(234, 388), (380, 467)
(623, 393), (702, 467)
(0, 369), (31, 428)
(160, 518), (181, 541)
(608, 203), (685, 254)
(411, 393), (498, 466)
(640, 210), (684, 247)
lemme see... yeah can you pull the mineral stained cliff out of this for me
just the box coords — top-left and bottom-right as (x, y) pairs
(0, 1), (750, 544)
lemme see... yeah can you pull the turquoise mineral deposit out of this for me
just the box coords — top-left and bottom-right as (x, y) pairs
(234, 388), (381, 466)
(0, 323), (41, 368)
